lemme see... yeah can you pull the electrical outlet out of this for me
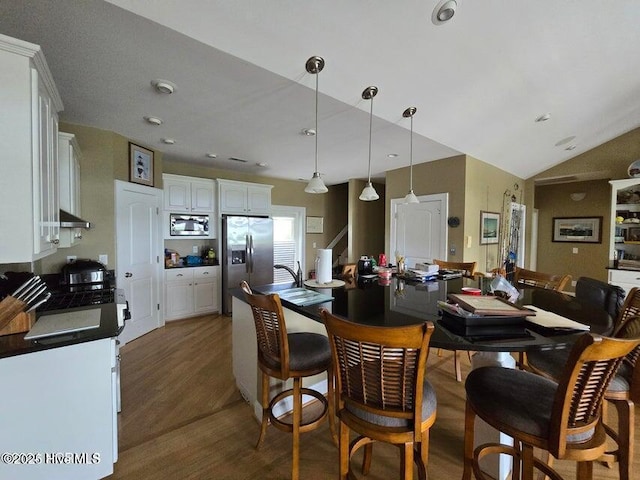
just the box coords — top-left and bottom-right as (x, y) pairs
(66, 255), (77, 264)
(450, 245), (456, 255)
(571, 280), (577, 287)
(192, 245), (199, 254)
(99, 254), (108, 265)
(313, 242), (317, 248)
(572, 247), (578, 254)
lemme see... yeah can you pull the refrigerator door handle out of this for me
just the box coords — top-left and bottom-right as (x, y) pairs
(245, 234), (251, 273)
(248, 234), (254, 274)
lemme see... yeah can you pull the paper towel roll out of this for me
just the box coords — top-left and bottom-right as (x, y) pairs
(316, 249), (333, 284)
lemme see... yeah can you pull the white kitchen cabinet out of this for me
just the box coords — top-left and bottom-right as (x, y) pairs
(165, 266), (220, 320)
(0, 339), (117, 480)
(163, 173), (215, 213)
(218, 179), (273, 215)
(58, 132), (83, 248)
(0, 34), (63, 263)
(608, 268), (640, 296)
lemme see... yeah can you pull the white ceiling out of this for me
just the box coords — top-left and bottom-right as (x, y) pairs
(1, 1), (639, 187)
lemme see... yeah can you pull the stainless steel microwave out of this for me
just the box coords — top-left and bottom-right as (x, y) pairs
(169, 213), (210, 236)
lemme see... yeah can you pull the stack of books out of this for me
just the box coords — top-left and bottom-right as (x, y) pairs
(403, 263), (439, 282)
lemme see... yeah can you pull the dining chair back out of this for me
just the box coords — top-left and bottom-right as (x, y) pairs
(463, 332), (640, 480)
(513, 267), (571, 291)
(432, 259), (477, 278)
(574, 277), (625, 330)
(341, 263), (357, 279)
(613, 287), (640, 336)
(241, 281), (336, 480)
(321, 309), (436, 480)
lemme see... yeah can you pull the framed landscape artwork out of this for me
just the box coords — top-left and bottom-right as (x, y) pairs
(480, 211), (500, 245)
(129, 142), (154, 187)
(552, 216), (602, 243)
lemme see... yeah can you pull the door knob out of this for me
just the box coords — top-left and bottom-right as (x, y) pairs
(125, 272), (133, 278)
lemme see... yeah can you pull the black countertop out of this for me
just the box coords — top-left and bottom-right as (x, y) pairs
(0, 303), (122, 359)
(231, 277), (611, 353)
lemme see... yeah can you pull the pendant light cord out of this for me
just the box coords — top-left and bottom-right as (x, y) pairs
(409, 114), (414, 190)
(367, 95), (373, 182)
(314, 72), (319, 173)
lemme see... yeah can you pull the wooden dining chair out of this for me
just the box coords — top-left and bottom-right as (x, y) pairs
(432, 259), (478, 381)
(241, 281), (336, 480)
(432, 259), (478, 278)
(513, 267), (571, 291)
(321, 309), (437, 480)
(462, 332), (640, 480)
(341, 263), (357, 279)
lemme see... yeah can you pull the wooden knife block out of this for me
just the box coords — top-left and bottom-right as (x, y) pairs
(0, 311), (35, 337)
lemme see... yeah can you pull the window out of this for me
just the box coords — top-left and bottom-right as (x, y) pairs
(271, 206), (305, 284)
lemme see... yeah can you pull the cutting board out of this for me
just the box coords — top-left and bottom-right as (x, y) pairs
(24, 308), (101, 340)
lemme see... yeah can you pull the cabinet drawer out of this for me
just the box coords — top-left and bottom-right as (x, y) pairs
(165, 269), (194, 282)
(609, 269), (640, 284)
(194, 266), (218, 280)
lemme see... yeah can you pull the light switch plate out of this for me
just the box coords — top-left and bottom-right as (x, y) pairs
(192, 245), (199, 254)
(99, 254), (108, 265)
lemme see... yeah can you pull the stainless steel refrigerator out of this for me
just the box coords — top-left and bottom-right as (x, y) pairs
(222, 215), (274, 314)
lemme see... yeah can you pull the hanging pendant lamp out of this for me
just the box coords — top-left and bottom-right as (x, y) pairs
(359, 86), (379, 201)
(304, 56), (328, 194)
(403, 107), (419, 204)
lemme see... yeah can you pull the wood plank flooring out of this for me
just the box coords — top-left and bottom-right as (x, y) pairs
(107, 314), (639, 479)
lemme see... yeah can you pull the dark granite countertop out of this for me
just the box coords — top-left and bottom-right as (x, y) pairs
(0, 303), (122, 359)
(231, 277), (610, 353)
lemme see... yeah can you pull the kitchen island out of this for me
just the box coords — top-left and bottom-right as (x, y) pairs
(0, 303), (123, 480)
(230, 277), (608, 421)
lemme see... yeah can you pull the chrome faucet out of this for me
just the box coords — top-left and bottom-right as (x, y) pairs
(274, 261), (303, 287)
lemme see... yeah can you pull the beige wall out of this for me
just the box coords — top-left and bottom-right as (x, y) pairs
(348, 180), (385, 265)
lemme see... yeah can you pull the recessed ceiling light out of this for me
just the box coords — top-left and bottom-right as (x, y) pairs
(144, 116), (163, 125)
(535, 113), (551, 122)
(301, 128), (316, 136)
(256, 162), (267, 168)
(565, 144), (577, 151)
(151, 79), (176, 94)
(206, 153), (217, 159)
(162, 138), (175, 145)
(387, 153), (398, 158)
(432, 0), (457, 25)
(555, 136), (576, 146)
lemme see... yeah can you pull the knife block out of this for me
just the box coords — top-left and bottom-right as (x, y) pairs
(0, 311), (34, 337)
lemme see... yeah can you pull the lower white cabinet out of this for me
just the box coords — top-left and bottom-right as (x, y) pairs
(0, 339), (117, 480)
(165, 266), (220, 320)
(608, 269), (640, 296)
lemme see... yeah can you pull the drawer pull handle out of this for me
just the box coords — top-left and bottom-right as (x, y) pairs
(177, 273), (183, 277)
(203, 271), (209, 275)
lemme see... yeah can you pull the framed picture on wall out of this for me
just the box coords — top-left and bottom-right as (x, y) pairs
(552, 216), (602, 243)
(129, 142), (154, 187)
(480, 211), (500, 245)
(306, 216), (324, 234)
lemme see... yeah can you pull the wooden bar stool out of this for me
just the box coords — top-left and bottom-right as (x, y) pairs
(241, 281), (336, 480)
(322, 309), (437, 480)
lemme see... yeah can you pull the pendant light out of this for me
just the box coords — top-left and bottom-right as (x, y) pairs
(304, 56), (328, 194)
(359, 86), (379, 201)
(403, 107), (419, 204)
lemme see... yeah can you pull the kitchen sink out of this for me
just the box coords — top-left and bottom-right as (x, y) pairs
(271, 287), (334, 307)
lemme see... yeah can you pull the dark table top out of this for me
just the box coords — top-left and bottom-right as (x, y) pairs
(237, 276), (611, 353)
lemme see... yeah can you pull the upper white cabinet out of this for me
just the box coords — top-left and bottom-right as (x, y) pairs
(58, 132), (83, 248)
(217, 179), (273, 216)
(0, 34), (63, 263)
(163, 173), (215, 213)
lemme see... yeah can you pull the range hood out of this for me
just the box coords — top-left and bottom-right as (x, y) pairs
(59, 210), (91, 229)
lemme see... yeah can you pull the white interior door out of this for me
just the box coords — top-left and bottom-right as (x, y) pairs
(115, 180), (162, 345)
(390, 193), (448, 268)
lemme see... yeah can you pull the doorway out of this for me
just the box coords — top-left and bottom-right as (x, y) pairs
(390, 193), (448, 268)
(115, 180), (162, 345)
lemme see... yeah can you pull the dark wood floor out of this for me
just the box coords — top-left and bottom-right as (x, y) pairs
(107, 314), (638, 479)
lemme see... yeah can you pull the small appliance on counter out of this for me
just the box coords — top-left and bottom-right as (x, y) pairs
(60, 259), (111, 292)
(357, 256), (374, 276)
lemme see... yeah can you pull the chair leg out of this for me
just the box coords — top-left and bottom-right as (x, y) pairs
(462, 401), (475, 480)
(575, 461), (593, 480)
(256, 370), (270, 450)
(609, 398), (633, 480)
(454, 351), (462, 382)
(362, 443), (373, 475)
(326, 366), (338, 446)
(292, 377), (302, 480)
(420, 430), (429, 468)
(521, 443), (535, 480)
(339, 420), (350, 480)
(401, 442), (414, 480)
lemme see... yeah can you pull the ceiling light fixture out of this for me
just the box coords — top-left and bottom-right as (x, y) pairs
(359, 86), (380, 202)
(535, 113), (551, 122)
(432, 0), (457, 25)
(304, 56), (328, 194)
(162, 138), (175, 145)
(206, 153), (217, 159)
(403, 107), (419, 204)
(144, 116), (163, 125)
(301, 128), (316, 136)
(387, 153), (398, 158)
(151, 79), (176, 94)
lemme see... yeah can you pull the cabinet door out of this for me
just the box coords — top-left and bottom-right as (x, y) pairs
(219, 183), (247, 214)
(247, 184), (271, 215)
(164, 178), (191, 211)
(165, 279), (194, 319)
(191, 180), (215, 212)
(58, 133), (82, 248)
(193, 267), (219, 313)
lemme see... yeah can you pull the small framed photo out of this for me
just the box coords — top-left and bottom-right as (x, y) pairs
(480, 211), (500, 245)
(306, 216), (324, 234)
(129, 142), (154, 187)
(552, 216), (602, 243)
